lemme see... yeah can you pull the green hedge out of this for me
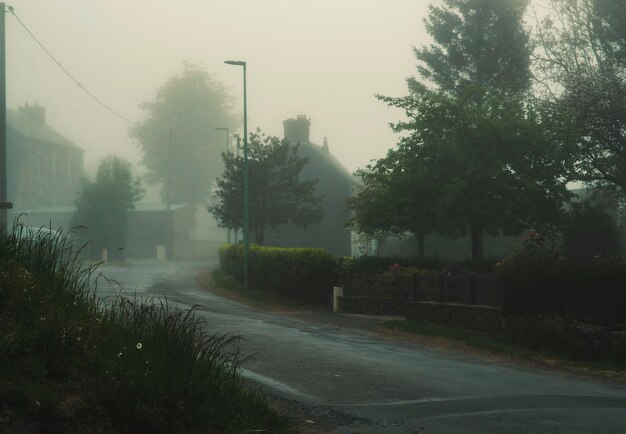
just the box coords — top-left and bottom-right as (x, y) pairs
(218, 244), (338, 303)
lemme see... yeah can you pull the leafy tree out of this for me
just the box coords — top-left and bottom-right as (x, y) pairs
(209, 130), (324, 245)
(532, 0), (626, 190)
(73, 156), (143, 260)
(347, 169), (399, 256)
(348, 147), (442, 257)
(129, 63), (238, 204)
(413, 0), (532, 96)
(376, 0), (570, 262)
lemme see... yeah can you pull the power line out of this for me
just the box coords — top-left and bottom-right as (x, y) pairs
(6, 5), (136, 126)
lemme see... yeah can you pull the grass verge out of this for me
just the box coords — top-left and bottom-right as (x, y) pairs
(384, 320), (625, 381)
(0, 224), (287, 433)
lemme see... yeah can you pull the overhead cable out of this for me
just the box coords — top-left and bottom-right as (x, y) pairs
(6, 5), (136, 126)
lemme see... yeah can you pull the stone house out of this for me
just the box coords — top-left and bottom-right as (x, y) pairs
(262, 115), (357, 256)
(7, 103), (85, 209)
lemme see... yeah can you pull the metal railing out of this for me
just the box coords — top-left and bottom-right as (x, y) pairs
(342, 272), (503, 307)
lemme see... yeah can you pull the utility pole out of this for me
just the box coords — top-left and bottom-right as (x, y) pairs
(0, 3), (11, 228)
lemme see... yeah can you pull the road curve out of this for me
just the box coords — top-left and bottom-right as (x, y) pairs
(98, 261), (625, 434)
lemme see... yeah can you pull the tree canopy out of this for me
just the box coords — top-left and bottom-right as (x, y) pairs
(413, 0), (532, 96)
(129, 63), (238, 204)
(73, 156), (143, 260)
(533, 0), (626, 191)
(209, 130), (324, 245)
(365, 0), (570, 261)
(348, 146), (443, 257)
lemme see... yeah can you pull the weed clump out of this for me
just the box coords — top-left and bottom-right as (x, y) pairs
(0, 223), (284, 432)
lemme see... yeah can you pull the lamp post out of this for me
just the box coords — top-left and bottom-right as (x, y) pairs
(215, 127), (231, 244)
(224, 60), (249, 291)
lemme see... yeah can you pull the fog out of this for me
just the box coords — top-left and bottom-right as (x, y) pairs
(7, 0), (433, 182)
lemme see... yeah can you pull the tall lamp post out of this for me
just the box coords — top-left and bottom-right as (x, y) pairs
(215, 127), (231, 244)
(224, 60), (249, 291)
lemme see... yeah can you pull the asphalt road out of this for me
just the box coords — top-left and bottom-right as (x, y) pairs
(97, 260), (625, 434)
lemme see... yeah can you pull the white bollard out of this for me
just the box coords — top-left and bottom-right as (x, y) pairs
(101, 248), (108, 263)
(333, 286), (344, 312)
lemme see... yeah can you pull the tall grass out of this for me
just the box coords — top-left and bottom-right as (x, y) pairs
(0, 221), (284, 432)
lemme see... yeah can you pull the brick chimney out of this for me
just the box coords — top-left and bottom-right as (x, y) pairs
(19, 101), (46, 124)
(283, 115), (310, 144)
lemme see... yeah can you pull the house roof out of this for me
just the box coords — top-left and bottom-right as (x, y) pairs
(7, 109), (83, 152)
(298, 141), (357, 185)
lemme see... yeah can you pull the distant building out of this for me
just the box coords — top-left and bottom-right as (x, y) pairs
(7, 103), (84, 209)
(262, 115), (357, 256)
(9, 203), (221, 261)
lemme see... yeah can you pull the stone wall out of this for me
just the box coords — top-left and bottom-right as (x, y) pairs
(406, 301), (503, 333)
(337, 296), (406, 316)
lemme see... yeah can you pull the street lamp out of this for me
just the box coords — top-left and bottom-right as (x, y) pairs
(224, 60), (249, 292)
(215, 127), (231, 244)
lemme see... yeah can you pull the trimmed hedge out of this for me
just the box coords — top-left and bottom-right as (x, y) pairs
(218, 244), (338, 304)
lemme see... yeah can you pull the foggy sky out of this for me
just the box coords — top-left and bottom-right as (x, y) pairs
(7, 0), (433, 192)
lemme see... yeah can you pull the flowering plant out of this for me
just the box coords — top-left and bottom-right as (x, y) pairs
(496, 230), (564, 279)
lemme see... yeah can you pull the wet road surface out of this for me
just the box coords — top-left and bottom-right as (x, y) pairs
(98, 260), (625, 434)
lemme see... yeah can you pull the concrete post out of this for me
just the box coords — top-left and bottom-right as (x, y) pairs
(333, 286), (343, 312)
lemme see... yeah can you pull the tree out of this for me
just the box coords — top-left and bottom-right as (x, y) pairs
(376, 0), (570, 262)
(413, 0), (532, 96)
(347, 168), (400, 257)
(129, 63), (238, 204)
(532, 0), (626, 190)
(209, 130), (324, 245)
(73, 156), (143, 260)
(348, 146), (443, 257)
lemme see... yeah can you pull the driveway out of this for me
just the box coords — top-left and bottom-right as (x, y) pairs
(98, 260), (625, 434)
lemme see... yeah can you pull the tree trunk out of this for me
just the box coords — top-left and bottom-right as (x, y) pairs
(253, 225), (264, 245)
(417, 233), (425, 257)
(375, 238), (382, 256)
(470, 227), (483, 264)
(257, 226), (264, 245)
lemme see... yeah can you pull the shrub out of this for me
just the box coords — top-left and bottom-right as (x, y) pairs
(348, 255), (445, 274)
(218, 244), (338, 303)
(497, 230), (625, 324)
(345, 255), (497, 275)
(382, 265), (432, 279)
(496, 230), (564, 281)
